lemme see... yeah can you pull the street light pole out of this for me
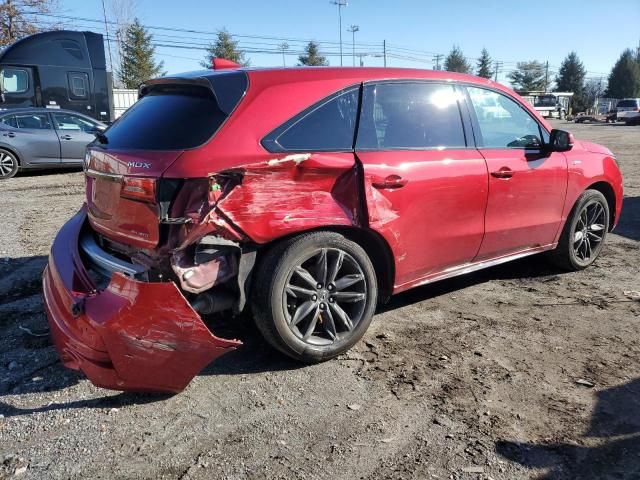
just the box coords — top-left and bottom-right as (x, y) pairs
(279, 42), (289, 67)
(347, 25), (359, 67)
(331, 0), (347, 66)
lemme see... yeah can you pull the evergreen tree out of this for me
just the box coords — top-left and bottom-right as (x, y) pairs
(508, 61), (547, 92)
(444, 45), (470, 74)
(298, 41), (328, 66)
(201, 29), (249, 68)
(476, 48), (493, 79)
(555, 51), (587, 112)
(118, 18), (164, 89)
(606, 49), (640, 99)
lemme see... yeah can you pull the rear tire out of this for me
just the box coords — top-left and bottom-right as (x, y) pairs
(550, 189), (609, 271)
(252, 232), (378, 363)
(0, 149), (18, 179)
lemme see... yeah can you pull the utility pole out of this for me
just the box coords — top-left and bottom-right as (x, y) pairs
(347, 25), (359, 66)
(493, 61), (502, 82)
(101, 0), (114, 73)
(432, 54), (443, 70)
(544, 60), (549, 92)
(279, 42), (289, 67)
(383, 40), (387, 67)
(331, 0), (348, 66)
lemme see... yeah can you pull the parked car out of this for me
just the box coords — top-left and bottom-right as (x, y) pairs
(615, 98), (640, 122)
(0, 108), (105, 179)
(42, 66), (624, 393)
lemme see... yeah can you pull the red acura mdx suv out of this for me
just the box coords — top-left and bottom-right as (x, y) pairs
(43, 65), (623, 393)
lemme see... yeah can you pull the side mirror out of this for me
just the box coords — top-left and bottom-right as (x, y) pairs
(548, 129), (574, 152)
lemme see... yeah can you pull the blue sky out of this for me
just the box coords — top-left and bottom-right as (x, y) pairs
(53, 0), (639, 83)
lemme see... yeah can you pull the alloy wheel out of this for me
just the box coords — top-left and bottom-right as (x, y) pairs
(573, 201), (606, 264)
(0, 152), (16, 178)
(283, 248), (367, 346)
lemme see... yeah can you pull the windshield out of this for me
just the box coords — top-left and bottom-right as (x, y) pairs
(617, 100), (639, 108)
(535, 96), (557, 107)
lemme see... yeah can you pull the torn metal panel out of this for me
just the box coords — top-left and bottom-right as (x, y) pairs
(215, 153), (362, 244)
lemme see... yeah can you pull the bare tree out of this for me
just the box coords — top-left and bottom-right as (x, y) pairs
(108, 0), (137, 85)
(0, 0), (60, 47)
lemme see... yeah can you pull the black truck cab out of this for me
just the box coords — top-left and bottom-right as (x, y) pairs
(0, 31), (112, 122)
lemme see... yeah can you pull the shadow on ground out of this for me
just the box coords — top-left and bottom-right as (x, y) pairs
(613, 196), (640, 242)
(497, 379), (640, 479)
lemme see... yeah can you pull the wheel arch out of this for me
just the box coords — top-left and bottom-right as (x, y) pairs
(255, 225), (395, 304)
(586, 181), (617, 230)
(0, 144), (22, 166)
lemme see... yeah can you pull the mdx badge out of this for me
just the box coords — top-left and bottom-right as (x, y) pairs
(127, 161), (151, 169)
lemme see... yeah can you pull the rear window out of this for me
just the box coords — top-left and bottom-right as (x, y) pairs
(102, 73), (247, 150)
(617, 99), (639, 108)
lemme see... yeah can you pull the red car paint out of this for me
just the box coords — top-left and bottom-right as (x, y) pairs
(43, 206), (240, 392)
(44, 66), (624, 392)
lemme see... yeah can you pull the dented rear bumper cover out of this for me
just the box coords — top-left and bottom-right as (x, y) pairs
(42, 206), (241, 393)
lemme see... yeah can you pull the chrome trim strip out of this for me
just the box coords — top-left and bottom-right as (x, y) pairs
(85, 168), (123, 182)
(395, 245), (555, 291)
(79, 230), (147, 277)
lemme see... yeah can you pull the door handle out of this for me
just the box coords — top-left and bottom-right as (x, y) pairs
(372, 175), (408, 190)
(3, 132), (15, 138)
(61, 135), (73, 140)
(490, 167), (514, 179)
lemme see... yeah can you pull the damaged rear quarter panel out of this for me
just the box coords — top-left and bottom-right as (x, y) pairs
(215, 153), (362, 243)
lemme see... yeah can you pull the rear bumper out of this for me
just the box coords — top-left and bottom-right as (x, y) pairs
(43, 205), (241, 393)
(617, 111), (640, 119)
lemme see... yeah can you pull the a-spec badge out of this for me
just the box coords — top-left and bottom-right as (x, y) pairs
(127, 162), (151, 169)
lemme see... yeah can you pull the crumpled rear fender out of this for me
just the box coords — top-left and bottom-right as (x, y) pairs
(214, 153), (363, 243)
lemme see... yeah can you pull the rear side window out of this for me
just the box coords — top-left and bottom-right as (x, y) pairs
(617, 100), (639, 108)
(263, 88), (359, 152)
(13, 113), (51, 130)
(356, 82), (466, 150)
(0, 115), (17, 128)
(103, 72), (247, 150)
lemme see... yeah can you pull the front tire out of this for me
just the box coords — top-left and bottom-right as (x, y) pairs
(252, 232), (378, 363)
(0, 149), (18, 179)
(550, 189), (609, 271)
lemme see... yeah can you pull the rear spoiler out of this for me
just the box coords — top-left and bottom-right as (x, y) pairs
(138, 70), (249, 116)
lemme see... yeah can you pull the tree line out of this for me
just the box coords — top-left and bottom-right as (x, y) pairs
(436, 45), (640, 112)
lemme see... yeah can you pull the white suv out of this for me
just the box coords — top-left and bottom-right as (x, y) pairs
(616, 98), (640, 122)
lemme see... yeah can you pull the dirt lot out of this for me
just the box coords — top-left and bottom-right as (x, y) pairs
(0, 121), (639, 480)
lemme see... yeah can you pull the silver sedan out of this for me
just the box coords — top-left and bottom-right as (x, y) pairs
(0, 108), (106, 179)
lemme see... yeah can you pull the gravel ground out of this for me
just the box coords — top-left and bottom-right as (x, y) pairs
(0, 121), (639, 480)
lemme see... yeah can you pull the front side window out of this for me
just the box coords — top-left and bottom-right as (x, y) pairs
(53, 113), (96, 133)
(265, 88), (359, 152)
(356, 82), (466, 150)
(1, 68), (29, 93)
(467, 87), (543, 149)
(13, 113), (51, 130)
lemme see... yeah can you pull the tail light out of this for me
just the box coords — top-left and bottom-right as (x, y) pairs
(121, 177), (156, 203)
